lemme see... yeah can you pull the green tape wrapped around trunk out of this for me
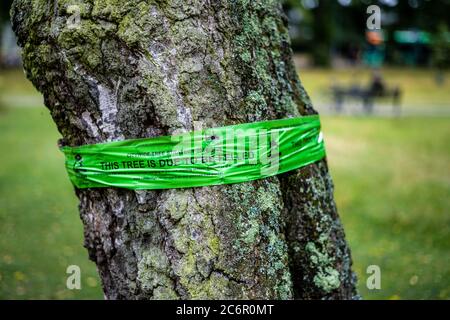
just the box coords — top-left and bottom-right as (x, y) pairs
(61, 115), (326, 190)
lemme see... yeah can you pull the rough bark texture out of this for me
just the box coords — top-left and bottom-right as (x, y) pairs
(12, 0), (357, 299)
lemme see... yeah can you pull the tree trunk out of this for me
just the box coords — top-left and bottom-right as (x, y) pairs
(12, 0), (357, 299)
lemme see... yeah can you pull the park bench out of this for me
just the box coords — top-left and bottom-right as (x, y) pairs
(331, 79), (402, 115)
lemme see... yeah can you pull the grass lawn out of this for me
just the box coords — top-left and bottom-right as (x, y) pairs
(322, 116), (449, 299)
(0, 68), (448, 299)
(0, 106), (103, 299)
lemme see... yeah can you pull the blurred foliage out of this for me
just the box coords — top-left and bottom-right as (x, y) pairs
(0, 0), (13, 24)
(283, 0), (450, 66)
(432, 23), (450, 69)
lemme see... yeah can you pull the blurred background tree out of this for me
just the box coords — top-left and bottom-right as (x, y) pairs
(1, 0), (19, 68)
(0, 0), (13, 25)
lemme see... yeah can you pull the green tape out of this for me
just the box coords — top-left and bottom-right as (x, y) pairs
(61, 115), (326, 190)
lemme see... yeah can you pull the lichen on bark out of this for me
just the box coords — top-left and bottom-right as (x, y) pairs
(12, 0), (358, 299)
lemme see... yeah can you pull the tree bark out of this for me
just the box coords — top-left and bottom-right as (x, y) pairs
(12, 0), (357, 299)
